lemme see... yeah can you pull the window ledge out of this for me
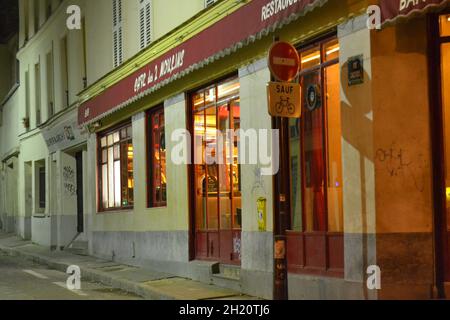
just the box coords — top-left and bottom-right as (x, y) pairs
(145, 206), (167, 214)
(97, 209), (134, 215)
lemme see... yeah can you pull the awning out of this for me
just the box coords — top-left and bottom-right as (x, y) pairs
(78, 0), (328, 126)
(381, 0), (449, 26)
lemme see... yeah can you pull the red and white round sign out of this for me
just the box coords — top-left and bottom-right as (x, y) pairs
(268, 41), (300, 82)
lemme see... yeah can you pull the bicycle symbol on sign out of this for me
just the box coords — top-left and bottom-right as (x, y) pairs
(275, 97), (296, 115)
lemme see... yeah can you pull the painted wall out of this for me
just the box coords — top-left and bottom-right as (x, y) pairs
(338, 15), (377, 292)
(18, 0), (86, 133)
(85, 0), (207, 86)
(238, 59), (275, 300)
(0, 36), (19, 232)
(152, 0), (205, 41)
(15, 0), (87, 246)
(371, 17), (434, 299)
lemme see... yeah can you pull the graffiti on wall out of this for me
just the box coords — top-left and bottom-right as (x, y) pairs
(375, 142), (426, 193)
(63, 166), (77, 196)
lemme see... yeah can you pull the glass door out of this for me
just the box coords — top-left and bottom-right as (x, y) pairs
(191, 77), (242, 264)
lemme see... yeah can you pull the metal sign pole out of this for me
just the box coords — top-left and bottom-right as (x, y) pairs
(271, 35), (290, 301)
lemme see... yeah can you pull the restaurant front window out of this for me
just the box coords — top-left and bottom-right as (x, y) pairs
(98, 123), (134, 211)
(148, 107), (167, 208)
(287, 37), (344, 277)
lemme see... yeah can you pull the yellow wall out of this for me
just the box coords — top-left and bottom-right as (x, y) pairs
(371, 18), (433, 234)
(152, 0), (205, 41)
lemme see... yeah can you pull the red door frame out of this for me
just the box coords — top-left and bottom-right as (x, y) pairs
(283, 33), (345, 278)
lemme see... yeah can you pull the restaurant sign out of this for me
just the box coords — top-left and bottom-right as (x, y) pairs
(78, 0), (328, 126)
(380, 0), (449, 25)
(42, 117), (88, 154)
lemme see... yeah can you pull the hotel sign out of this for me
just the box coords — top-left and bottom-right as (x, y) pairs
(78, 0), (328, 125)
(380, 0), (449, 24)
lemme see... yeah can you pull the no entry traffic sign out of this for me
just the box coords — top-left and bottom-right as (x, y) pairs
(268, 41), (300, 82)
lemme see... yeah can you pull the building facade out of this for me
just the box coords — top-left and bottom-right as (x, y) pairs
(2, 0), (450, 300)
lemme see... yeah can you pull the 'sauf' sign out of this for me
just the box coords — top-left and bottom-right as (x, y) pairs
(267, 82), (302, 118)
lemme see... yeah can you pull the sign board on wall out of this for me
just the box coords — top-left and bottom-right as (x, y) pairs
(42, 118), (88, 154)
(267, 82), (302, 118)
(379, 0), (449, 25)
(348, 55), (364, 86)
(78, 0), (328, 125)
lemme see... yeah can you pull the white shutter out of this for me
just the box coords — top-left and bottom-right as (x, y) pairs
(113, 0), (123, 67)
(205, 0), (216, 8)
(139, 0), (152, 50)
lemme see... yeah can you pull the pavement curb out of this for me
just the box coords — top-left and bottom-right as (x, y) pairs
(0, 244), (180, 300)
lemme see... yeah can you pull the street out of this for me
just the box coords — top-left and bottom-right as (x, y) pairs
(0, 251), (142, 300)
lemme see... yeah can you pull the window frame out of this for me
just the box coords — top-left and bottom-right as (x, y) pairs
(285, 34), (344, 278)
(146, 105), (167, 208)
(97, 121), (134, 213)
(295, 36), (341, 234)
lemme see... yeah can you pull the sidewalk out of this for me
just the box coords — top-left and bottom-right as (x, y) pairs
(0, 232), (256, 300)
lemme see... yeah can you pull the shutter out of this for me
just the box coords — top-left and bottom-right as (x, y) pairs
(118, 27), (123, 65)
(205, 0), (216, 8)
(145, 2), (151, 46)
(113, 29), (118, 67)
(112, 0), (123, 67)
(139, 0), (152, 50)
(139, 5), (145, 49)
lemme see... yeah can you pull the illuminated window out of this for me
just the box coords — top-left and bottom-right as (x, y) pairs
(440, 15), (450, 37)
(287, 37), (344, 277)
(148, 107), (167, 208)
(290, 37), (342, 233)
(98, 123), (134, 211)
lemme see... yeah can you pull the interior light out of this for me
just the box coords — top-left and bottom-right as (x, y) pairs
(218, 83), (240, 97)
(301, 46), (340, 64)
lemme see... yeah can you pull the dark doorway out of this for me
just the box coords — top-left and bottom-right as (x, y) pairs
(75, 152), (84, 233)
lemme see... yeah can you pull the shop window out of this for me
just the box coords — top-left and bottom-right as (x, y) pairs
(287, 37), (343, 277)
(98, 123), (134, 211)
(147, 107), (167, 208)
(440, 14), (450, 37)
